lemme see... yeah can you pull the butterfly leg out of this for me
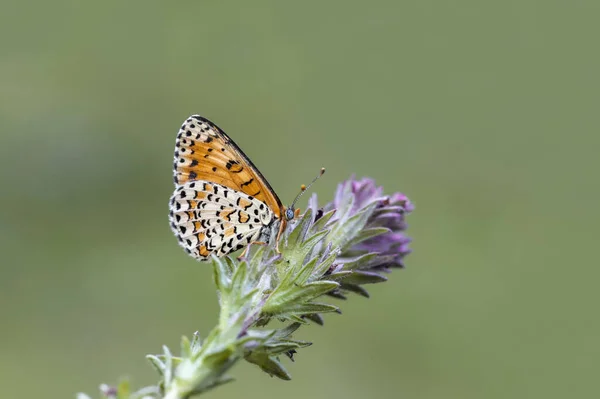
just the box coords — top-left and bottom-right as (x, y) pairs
(237, 241), (267, 260)
(274, 219), (287, 254)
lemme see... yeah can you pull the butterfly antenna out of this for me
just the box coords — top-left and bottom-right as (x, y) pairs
(291, 167), (326, 209)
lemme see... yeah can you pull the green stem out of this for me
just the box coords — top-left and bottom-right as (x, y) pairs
(163, 290), (264, 397)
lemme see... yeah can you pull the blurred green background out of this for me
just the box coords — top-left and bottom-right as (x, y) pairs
(1, 1), (598, 398)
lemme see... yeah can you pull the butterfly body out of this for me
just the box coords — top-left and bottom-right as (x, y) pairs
(169, 115), (289, 261)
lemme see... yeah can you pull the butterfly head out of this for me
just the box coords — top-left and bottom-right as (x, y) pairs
(285, 207), (296, 221)
(286, 168), (326, 221)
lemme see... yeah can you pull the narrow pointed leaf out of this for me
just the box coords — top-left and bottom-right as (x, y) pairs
(224, 256), (237, 277)
(162, 345), (173, 385)
(285, 314), (310, 324)
(296, 281), (339, 301)
(344, 227), (390, 248)
(146, 355), (166, 376)
(340, 253), (379, 270)
(311, 250), (340, 279)
(296, 229), (329, 263)
(265, 281), (339, 313)
(327, 270), (352, 281)
(189, 331), (202, 355)
(285, 208), (313, 248)
(271, 323), (303, 339)
(310, 209), (336, 232)
(293, 256), (319, 285)
(260, 342), (306, 355)
(212, 256), (230, 293)
(327, 203), (377, 249)
(180, 335), (191, 358)
(244, 353), (292, 380)
(342, 270), (388, 285)
(340, 283), (371, 298)
(247, 243), (267, 265)
(303, 313), (325, 325)
(283, 302), (339, 316)
(326, 290), (347, 300)
(230, 261), (248, 294)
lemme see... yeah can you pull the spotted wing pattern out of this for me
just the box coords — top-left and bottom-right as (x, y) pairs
(169, 181), (276, 260)
(173, 115), (284, 218)
(169, 115), (284, 261)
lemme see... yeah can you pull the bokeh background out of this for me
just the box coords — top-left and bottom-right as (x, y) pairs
(1, 1), (598, 398)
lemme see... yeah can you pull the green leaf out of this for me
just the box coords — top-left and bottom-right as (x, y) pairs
(340, 253), (379, 270)
(224, 256), (237, 278)
(259, 341), (307, 355)
(340, 283), (371, 298)
(230, 261), (248, 295)
(212, 256), (230, 293)
(162, 345), (173, 386)
(335, 193), (355, 221)
(237, 287), (260, 307)
(326, 289), (347, 300)
(311, 249), (339, 279)
(248, 244), (267, 267)
(264, 281), (339, 314)
(344, 227), (390, 249)
(203, 345), (237, 369)
(293, 256), (319, 285)
(279, 231), (330, 287)
(296, 281), (340, 301)
(180, 335), (191, 358)
(271, 322), (302, 339)
(327, 203), (377, 250)
(190, 331), (202, 355)
(303, 313), (325, 325)
(146, 355), (166, 376)
(310, 209), (336, 233)
(296, 229), (329, 261)
(285, 208), (313, 248)
(327, 270), (352, 281)
(283, 302), (339, 316)
(284, 314), (310, 324)
(341, 270), (387, 285)
(244, 352), (292, 380)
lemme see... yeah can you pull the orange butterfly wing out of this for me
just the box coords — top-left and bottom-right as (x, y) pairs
(173, 115), (284, 219)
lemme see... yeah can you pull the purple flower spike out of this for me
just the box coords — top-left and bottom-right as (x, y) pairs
(332, 177), (387, 213)
(328, 177), (413, 274)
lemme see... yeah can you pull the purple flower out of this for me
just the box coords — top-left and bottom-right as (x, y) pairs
(307, 177), (413, 299)
(330, 177), (386, 213)
(352, 179), (413, 268)
(328, 177), (413, 268)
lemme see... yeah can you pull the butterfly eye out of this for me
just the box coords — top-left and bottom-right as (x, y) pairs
(285, 208), (295, 221)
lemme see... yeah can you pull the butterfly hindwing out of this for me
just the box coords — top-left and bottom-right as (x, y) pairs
(169, 181), (275, 260)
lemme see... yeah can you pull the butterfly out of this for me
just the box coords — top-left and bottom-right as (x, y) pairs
(169, 115), (324, 261)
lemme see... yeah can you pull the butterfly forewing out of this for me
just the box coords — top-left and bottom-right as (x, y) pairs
(173, 115), (283, 218)
(170, 115), (284, 261)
